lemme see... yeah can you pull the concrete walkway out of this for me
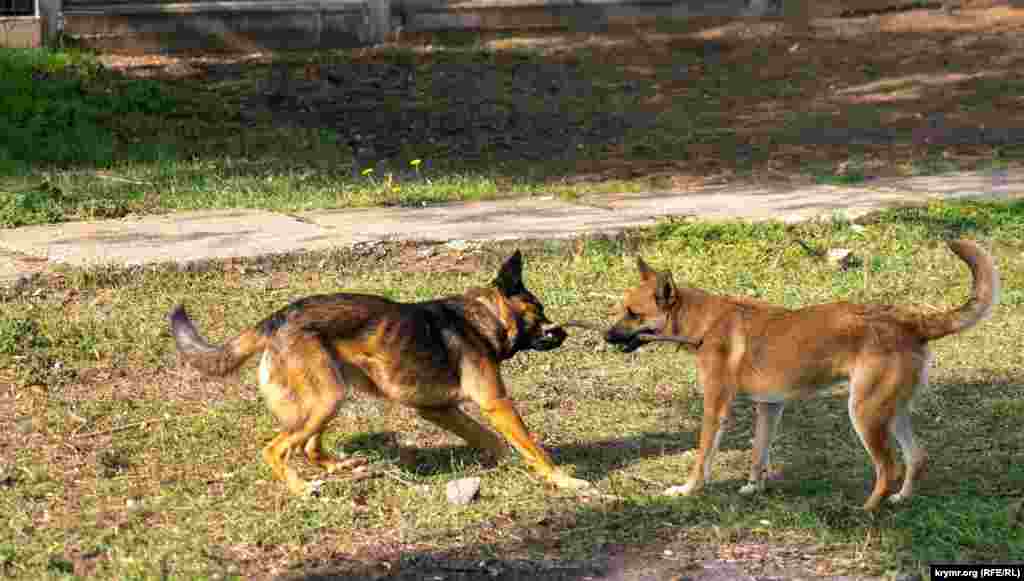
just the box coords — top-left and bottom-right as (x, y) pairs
(1, 169), (1022, 285)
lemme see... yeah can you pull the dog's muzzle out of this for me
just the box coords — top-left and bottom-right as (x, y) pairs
(530, 325), (568, 351)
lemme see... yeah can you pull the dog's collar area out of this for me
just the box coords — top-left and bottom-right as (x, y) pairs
(665, 310), (704, 349)
(474, 296), (516, 359)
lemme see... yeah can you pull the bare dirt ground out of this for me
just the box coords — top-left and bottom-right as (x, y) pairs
(96, 3), (1024, 191)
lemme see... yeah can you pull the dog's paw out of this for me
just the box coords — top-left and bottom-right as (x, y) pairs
(664, 482), (699, 497)
(886, 493), (905, 505)
(324, 455), (369, 474)
(739, 481), (765, 496)
(548, 471), (591, 490)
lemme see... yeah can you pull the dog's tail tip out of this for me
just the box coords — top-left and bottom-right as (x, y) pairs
(920, 239), (1000, 340)
(169, 303), (188, 325)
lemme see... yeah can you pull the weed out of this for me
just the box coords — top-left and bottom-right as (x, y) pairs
(0, 316), (49, 355)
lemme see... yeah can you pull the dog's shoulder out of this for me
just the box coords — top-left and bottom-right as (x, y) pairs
(412, 289), (507, 353)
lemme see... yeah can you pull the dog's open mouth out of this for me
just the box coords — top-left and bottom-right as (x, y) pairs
(531, 326), (568, 351)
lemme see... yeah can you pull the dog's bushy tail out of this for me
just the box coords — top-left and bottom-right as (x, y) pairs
(914, 240), (1001, 341)
(169, 305), (269, 377)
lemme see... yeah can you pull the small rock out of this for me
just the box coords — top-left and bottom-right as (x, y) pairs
(446, 476), (481, 505)
(827, 248), (860, 269)
(827, 248), (853, 263)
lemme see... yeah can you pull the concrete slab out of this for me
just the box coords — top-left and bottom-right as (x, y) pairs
(0, 210), (334, 268)
(300, 197), (658, 242)
(0, 170), (1020, 286)
(866, 170), (1024, 199)
(587, 171), (1024, 224)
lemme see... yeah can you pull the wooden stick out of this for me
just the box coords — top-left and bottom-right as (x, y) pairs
(563, 320), (603, 331)
(563, 320), (701, 347)
(635, 333), (701, 347)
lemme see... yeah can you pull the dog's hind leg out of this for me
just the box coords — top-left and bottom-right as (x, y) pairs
(887, 402), (926, 505)
(301, 361), (367, 475)
(740, 400), (785, 496)
(848, 379), (897, 511)
(417, 406), (509, 464)
(259, 339), (346, 495)
(304, 432), (368, 474)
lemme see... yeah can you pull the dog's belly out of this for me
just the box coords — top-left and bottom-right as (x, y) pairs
(743, 377), (850, 402)
(345, 360), (463, 408)
(746, 391), (787, 403)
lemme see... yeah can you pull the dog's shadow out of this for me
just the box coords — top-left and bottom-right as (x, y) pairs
(340, 429), (697, 480)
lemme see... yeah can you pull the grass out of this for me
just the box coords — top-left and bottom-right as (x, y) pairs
(0, 49), (175, 171)
(1, 199), (1022, 579)
(3, 7), (1024, 227)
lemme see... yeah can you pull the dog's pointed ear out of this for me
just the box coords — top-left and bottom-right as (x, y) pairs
(637, 257), (656, 282)
(494, 249), (525, 295)
(654, 270), (677, 308)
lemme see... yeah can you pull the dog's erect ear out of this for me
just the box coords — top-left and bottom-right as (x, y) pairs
(654, 270), (677, 308)
(637, 257), (656, 282)
(494, 250), (525, 295)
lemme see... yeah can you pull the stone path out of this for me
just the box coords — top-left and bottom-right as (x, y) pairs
(2, 169), (1020, 286)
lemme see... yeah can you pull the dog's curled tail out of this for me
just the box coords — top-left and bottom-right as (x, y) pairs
(169, 305), (269, 377)
(915, 240), (1001, 341)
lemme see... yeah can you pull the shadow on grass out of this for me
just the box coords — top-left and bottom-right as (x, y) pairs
(296, 376), (1023, 580)
(283, 551), (608, 581)
(343, 429), (696, 480)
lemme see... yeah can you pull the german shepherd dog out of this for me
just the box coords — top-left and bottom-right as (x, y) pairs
(604, 240), (999, 510)
(170, 251), (590, 495)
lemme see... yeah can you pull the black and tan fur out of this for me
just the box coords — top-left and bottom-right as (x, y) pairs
(604, 240), (1000, 510)
(170, 251), (590, 495)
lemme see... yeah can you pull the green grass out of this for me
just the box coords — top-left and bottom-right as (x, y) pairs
(0, 48), (176, 172)
(1, 199), (1022, 578)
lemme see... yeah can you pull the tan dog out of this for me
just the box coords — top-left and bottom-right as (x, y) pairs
(604, 240), (1000, 510)
(170, 251), (590, 495)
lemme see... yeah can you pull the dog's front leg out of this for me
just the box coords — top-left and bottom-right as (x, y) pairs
(463, 358), (589, 490)
(480, 398), (590, 490)
(740, 400), (785, 496)
(666, 381), (736, 497)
